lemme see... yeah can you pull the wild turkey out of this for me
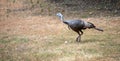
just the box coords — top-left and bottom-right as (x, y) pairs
(56, 12), (103, 42)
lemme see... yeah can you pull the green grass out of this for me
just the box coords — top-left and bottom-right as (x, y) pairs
(0, 37), (29, 44)
(0, 31), (120, 61)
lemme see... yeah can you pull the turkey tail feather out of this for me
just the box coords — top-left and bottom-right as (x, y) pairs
(94, 27), (104, 32)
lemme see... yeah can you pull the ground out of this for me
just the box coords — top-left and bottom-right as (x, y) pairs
(0, 14), (120, 61)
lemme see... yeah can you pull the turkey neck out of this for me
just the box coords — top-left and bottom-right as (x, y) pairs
(60, 16), (66, 23)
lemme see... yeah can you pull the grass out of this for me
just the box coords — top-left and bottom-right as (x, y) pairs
(0, 15), (120, 61)
(0, 36), (29, 44)
(1, 33), (119, 61)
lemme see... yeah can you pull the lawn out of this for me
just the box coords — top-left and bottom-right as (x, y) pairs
(0, 16), (120, 61)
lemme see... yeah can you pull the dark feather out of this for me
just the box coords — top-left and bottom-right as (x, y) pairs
(94, 27), (104, 32)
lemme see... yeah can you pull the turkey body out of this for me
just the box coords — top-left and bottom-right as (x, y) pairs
(64, 20), (84, 32)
